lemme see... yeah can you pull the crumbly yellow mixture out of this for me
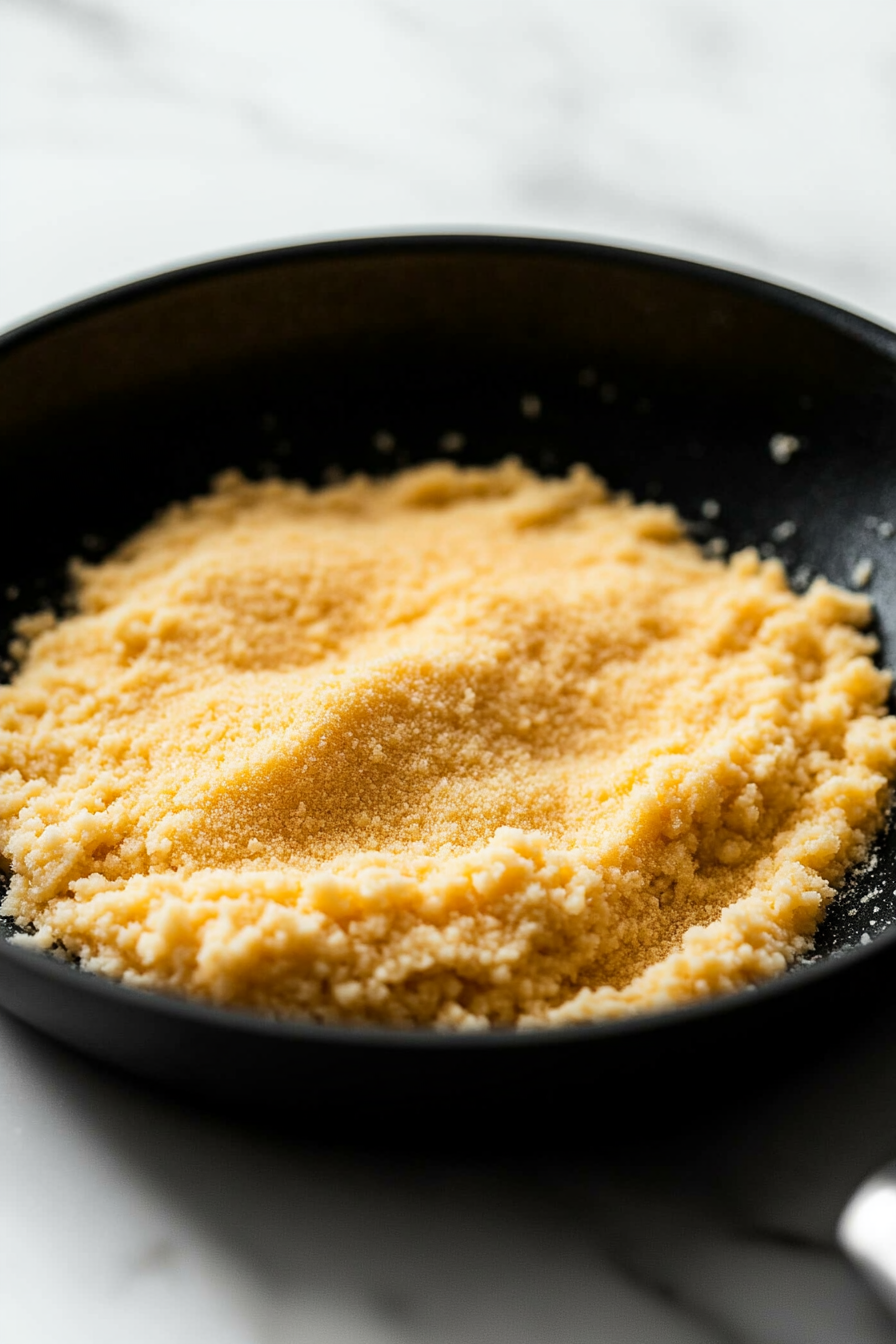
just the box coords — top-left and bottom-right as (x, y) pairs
(0, 460), (894, 1029)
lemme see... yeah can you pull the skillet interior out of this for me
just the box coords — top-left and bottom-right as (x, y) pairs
(2, 234), (896, 1118)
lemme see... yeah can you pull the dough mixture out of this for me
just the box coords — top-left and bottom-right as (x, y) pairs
(0, 460), (893, 1028)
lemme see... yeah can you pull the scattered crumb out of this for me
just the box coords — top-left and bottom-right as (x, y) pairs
(771, 520), (797, 543)
(438, 431), (466, 454)
(851, 557), (873, 589)
(700, 499), (720, 520)
(372, 431), (396, 454)
(704, 537), (728, 558)
(520, 395), (542, 420)
(865, 517), (895, 540)
(14, 610), (55, 640)
(769, 433), (801, 464)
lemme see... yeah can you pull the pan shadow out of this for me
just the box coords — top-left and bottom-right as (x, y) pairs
(4, 1005), (896, 1343)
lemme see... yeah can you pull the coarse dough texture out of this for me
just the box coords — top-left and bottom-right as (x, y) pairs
(1, 459), (895, 1029)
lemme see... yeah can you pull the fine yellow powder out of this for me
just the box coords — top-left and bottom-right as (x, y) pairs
(1, 459), (894, 1029)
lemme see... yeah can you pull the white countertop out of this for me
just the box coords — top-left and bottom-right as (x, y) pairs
(4, 2), (896, 1340)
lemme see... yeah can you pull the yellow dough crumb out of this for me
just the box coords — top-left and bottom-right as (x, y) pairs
(0, 459), (894, 1029)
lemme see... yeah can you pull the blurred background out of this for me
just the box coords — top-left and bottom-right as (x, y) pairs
(3, 0), (896, 331)
(6, 4), (896, 1343)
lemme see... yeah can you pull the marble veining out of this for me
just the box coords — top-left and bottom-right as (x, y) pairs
(4, 2), (896, 1340)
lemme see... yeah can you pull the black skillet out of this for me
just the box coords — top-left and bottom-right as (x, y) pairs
(2, 234), (896, 1125)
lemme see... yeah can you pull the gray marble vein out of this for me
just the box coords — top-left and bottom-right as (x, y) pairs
(4, 0), (134, 50)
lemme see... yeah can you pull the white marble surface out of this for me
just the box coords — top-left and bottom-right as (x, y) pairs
(5, 2), (896, 1340)
(5, 0), (896, 334)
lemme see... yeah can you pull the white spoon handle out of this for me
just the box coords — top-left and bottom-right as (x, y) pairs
(838, 1162), (896, 1315)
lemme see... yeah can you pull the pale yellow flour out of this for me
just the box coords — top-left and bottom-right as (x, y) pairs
(0, 459), (893, 1028)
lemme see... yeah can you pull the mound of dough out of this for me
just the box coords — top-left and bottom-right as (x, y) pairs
(0, 459), (893, 1028)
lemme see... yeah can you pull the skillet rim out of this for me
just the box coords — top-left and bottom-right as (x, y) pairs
(2, 229), (896, 1053)
(3, 230), (896, 361)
